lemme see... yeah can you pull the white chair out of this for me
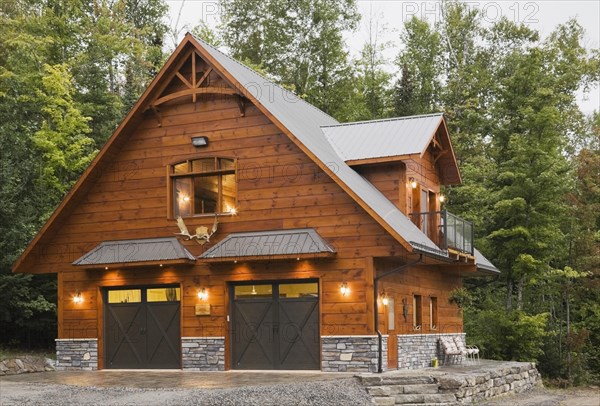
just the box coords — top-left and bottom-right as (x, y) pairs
(453, 336), (479, 364)
(439, 336), (465, 365)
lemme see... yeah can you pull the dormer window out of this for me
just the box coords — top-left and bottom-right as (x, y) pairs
(169, 158), (236, 217)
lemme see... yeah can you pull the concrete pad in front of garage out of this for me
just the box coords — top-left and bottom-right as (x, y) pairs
(0, 369), (355, 389)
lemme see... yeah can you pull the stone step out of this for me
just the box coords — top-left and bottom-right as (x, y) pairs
(367, 383), (440, 396)
(394, 393), (457, 404)
(360, 375), (436, 386)
(403, 403), (458, 406)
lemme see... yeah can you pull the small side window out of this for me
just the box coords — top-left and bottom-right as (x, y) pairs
(413, 294), (422, 329)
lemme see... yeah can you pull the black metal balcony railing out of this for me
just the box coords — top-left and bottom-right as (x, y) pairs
(409, 210), (474, 256)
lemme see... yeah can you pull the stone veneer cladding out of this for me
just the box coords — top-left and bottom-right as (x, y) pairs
(397, 333), (466, 369)
(322, 335), (387, 372)
(55, 338), (98, 370)
(181, 337), (225, 371)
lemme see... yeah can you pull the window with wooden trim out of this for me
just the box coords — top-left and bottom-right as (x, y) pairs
(169, 157), (236, 217)
(430, 296), (438, 330)
(413, 294), (422, 329)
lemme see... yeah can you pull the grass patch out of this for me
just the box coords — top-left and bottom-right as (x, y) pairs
(0, 347), (55, 361)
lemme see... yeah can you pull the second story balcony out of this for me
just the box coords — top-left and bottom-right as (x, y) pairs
(409, 210), (474, 256)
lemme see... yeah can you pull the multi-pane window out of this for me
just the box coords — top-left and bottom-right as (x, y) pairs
(170, 157), (236, 217)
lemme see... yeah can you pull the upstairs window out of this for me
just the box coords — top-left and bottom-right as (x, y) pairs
(170, 157), (236, 217)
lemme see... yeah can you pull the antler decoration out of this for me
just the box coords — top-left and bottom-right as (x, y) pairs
(175, 214), (218, 245)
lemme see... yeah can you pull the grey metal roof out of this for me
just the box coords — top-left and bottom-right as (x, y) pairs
(200, 228), (335, 259)
(474, 248), (500, 274)
(193, 36), (497, 271)
(321, 113), (444, 161)
(73, 237), (196, 266)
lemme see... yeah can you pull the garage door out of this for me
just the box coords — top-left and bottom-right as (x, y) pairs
(231, 281), (320, 370)
(104, 286), (181, 369)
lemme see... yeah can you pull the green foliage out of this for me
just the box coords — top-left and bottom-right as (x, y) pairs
(394, 16), (442, 115)
(219, 0), (359, 117)
(448, 287), (473, 309)
(0, 0), (167, 349)
(465, 308), (549, 362)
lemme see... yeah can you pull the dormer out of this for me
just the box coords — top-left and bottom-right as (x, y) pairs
(321, 113), (460, 215)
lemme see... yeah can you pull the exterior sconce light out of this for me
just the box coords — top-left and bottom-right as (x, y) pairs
(340, 282), (350, 296)
(381, 292), (389, 306)
(197, 288), (208, 301)
(409, 177), (417, 189)
(439, 194), (446, 203)
(191, 136), (208, 147)
(73, 291), (83, 304)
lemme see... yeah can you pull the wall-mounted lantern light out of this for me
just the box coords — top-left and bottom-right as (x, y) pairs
(409, 177), (417, 189)
(191, 136), (209, 147)
(340, 282), (350, 296)
(197, 288), (208, 301)
(439, 194), (446, 203)
(73, 291), (83, 304)
(381, 292), (389, 306)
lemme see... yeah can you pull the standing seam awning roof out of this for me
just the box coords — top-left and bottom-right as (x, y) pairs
(200, 228), (335, 260)
(73, 237), (196, 266)
(321, 113), (444, 161)
(191, 36), (498, 273)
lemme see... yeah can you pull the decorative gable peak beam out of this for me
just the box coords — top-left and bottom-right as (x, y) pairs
(147, 50), (245, 113)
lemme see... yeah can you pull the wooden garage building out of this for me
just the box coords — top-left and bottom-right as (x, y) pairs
(12, 34), (498, 372)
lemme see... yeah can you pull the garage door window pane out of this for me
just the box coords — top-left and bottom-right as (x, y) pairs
(108, 289), (141, 303)
(279, 283), (318, 298)
(235, 284), (272, 299)
(147, 287), (180, 302)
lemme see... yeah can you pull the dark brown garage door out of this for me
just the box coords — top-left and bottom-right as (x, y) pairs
(231, 281), (320, 370)
(104, 286), (181, 369)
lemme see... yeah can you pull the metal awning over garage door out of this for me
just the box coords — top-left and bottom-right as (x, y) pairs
(73, 237), (196, 268)
(199, 228), (335, 262)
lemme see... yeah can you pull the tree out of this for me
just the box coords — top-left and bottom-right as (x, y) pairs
(393, 16), (443, 116)
(0, 0), (169, 348)
(219, 0), (359, 117)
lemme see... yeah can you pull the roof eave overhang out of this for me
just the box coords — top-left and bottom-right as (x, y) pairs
(76, 258), (196, 270)
(201, 252), (336, 263)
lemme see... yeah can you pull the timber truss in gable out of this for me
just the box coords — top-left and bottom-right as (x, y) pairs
(146, 50), (247, 126)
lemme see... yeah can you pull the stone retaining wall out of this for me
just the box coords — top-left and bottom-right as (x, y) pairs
(322, 335), (387, 372)
(397, 333), (465, 369)
(358, 361), (541, 405)
(181, 337), (225, 371)
(0, 356), (55, 375)
(55, 338), (98, 370)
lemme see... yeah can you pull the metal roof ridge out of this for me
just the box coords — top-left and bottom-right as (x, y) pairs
(320, 113), (444, 129)
(191, 34), (340, 124)
(219, 228), (321, 237)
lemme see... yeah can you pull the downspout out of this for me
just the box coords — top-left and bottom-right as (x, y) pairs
(374, 255), (423, 373)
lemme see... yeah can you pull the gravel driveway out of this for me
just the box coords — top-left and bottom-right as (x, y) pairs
(0, 378), (373, 406)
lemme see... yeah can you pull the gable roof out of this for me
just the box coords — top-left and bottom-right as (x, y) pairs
(321, 113), (461, 185)
(321, 113), (443, 161)
(12, 34), (496, 274)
